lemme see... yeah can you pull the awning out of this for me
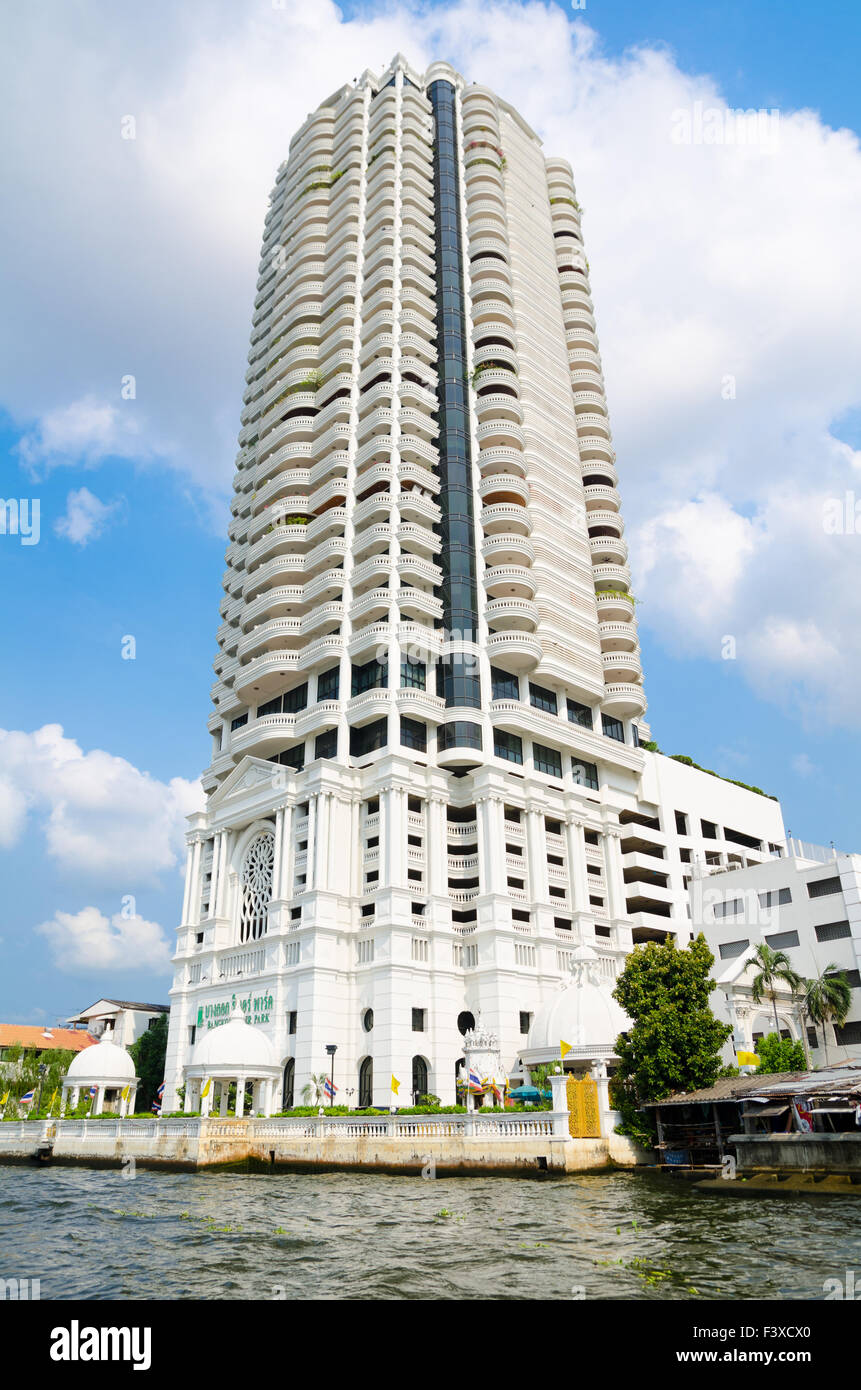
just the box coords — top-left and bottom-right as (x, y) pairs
(741, 1104), (789, 1118)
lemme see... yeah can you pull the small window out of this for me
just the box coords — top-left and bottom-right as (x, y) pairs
(519, 1011), (532, 1035)
(400, 716), (427, 752)
(490, 667), (520, 701)
(674, 811), (688, 835)
(412, 1007), (426, 1032)
(317, 666), (340, 702)
(815, 920), (851, 942)
(807, 876), (841, 899)
(288, 1011), (297, 1035)
(350, 718), (387, 758)
(572, 758), (599, 790)
(764, 930), (800, 950)
(282, 682), (309, 714)
(757, 888), (792, 908)
(494, 730), (523, 764)
(601, 714), (624, 742)
(230, 712), (248, 731)
(713, 899), (743, 919)
(438, 721), (482, 751)
(401, 656), (426, 690)
(351, 657), (387, 697)
(554, 917), (572, 932)
(314, 728), (337, 760)
(533, 742), (562, 778)
(701, 819), (718, 839)
(567, 699), (592, 729)
(529, 682), (557, 715)
(679, 848), (691, 864)
(718, 939), (749, 960)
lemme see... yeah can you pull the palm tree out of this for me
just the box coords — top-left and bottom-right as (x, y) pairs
(301, 1073), (330, 1107)
(744, 942), (803, 1036)
(802, 967), (852, 1067)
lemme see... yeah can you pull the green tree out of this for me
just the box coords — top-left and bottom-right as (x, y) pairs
(612, 934), (732, 1103)
(754, 1032), (806, 1074)
(802, 966), (852, 1066)
(129, 1015), (168, 1112)
(744, 941), (803, 1034)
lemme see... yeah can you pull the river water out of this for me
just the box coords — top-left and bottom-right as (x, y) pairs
(2, 1166), (859, 1300)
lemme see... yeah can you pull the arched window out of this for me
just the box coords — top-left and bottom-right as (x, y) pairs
(359, 1056), (373, 1109)
(282, 1059), (294, 1111)
(412, 1055), (428, 1102)
(239, 831), (275, 942)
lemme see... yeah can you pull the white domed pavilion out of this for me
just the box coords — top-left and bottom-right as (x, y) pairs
(519, 944), (631, 1076)
(62, 1038), (139, 1116)
(184, 1005), (281, 1117)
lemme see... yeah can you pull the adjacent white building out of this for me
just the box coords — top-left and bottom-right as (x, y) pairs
(164, 55), (790, 1113)
(691, 846), (861, 1065)
(66, 999), (169, 1050)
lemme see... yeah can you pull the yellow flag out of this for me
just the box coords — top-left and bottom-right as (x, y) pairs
(121, 1085), (131, 1102)
(0, 1092), (8, 1106)
(391, 1075), (400, 1094)
(737, 1050), (760, 1067)
(201, 1078), (211, 1098)
(560, 1040), (572, 1059)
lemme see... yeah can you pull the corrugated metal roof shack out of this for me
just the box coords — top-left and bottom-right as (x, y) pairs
(643, 1066), (861, 1171)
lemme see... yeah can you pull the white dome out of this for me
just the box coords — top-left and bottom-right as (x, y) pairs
(528, 945), (630, 1053)
(191, 1006), (277, 1071)
(66, 1038), (136, 1082)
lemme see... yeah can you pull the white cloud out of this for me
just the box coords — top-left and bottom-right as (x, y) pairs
(36, 906), (172, 974)
(54, 486), (120, 545)
(1, 3), (861, 721)
(0, 725), (203, 885)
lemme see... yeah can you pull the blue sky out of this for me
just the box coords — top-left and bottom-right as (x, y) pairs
(2, 0), (860, 1025)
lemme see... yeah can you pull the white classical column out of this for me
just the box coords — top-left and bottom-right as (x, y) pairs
(272, 809), (284, 902)
(184, 1084), (194, 1114)
(565, 816), (588, 915)
(315, 792), (332, 891)
(526, 808), (548, 903)
(185, 836), (203, 925)
(306, 796), (317, 891)
(279, 803), (294, 900)
(219, 1082), (229, 1117)
(477, 795), (503, 895)
(235, 1077), (246, 1118)
(215, 832), (231, 918)
(181, 838), (196, 924)
(201, 1083), (212, 1118)
(604, 828), (625, 921)
(428, 795), (448, 898)
(93, 1087), (104, 1117)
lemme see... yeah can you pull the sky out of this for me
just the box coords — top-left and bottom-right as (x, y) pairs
(1, 0), (860, 1025)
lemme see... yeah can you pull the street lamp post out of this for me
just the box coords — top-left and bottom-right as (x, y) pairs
(325, 1044), (337, 1107)
(35, 1062), (48, 1118)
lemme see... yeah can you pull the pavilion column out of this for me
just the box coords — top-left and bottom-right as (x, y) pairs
(93, 1088), (104, 1117)
(235, 1077), (246, 1118)
(219, 1082), (229, 1117)
(184, 1084), (194, 1114)
(201, 1084), (212, 1117)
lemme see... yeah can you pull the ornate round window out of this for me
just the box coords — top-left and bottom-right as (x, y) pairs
(457, 1010), (475, 1036)
(362, 1008), (374, 1033)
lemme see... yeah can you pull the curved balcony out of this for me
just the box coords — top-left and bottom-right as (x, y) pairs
(602, 683), (647, 718)
(397, 521), (441, 556)
(476, 418), (524, 452)
(394, 490), (440, 527)
(482, 564), (536, 600)
(595, 590), (636, 623)
(602, 650), (643, 683)
(583, 483), (621, 512)
(397, 554), (442, 587)
(480, 502), (532, 536)
(234, 635), (344, 702)
(474, 393), (524, 427)
(477, 444), (527, 480)
(598, 620), (638, 652)
(573, 390), (609, 416)
(589, 534), (628, 566)
(351, 553), (392, 594)
(576, 412), (613, 443)
(485, 596), (538, 631)
(480, 533), (534, 566)
(484, 630), (542, 670)
(398, 587), (442, 623)
(478, 473), (530, 507)
(352, 493), (393, 531)
(578, 435), (616, 466)
(398, 434), (439, 470)
(592, 562), (631, 590)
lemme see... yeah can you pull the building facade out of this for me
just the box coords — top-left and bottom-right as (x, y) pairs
(164, 56), (787, 1112)
(692, 848), (861, 1065)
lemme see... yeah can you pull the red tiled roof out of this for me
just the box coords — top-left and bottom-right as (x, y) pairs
(0, 1025), (97, 1053)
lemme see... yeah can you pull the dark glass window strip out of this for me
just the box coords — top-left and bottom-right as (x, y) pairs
(314, 728), (338, 760)
(230, 712), (248, 731)
(271, 744), (305, 772)
(602, 714), (625, 742)
(258, 683), (308, 719)
(429, 79), (479, 650)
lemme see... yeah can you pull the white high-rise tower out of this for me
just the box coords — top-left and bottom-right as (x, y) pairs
(164, 57), (786, 1113)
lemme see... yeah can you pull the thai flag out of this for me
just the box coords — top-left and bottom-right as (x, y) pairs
(88, 1085), (97, 1099)
(157, 1082), (165, 1099)
(20, 1090), (35, 1105)
(323, 1077), (338, 1099)
(151, 1102), (161, 1115)
(468, 1069), (482, 1092)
